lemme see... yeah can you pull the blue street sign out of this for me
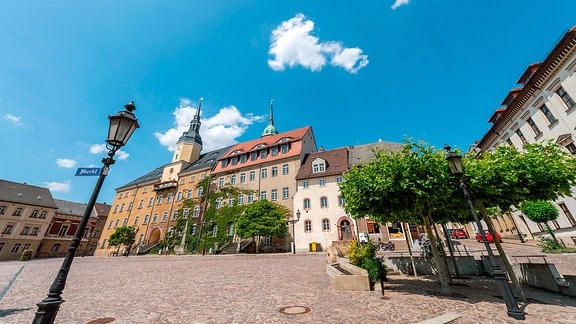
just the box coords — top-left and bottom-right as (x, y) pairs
(75, 168), (102, 176)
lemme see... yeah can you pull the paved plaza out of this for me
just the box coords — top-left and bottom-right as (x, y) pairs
(1, 240), (576, 323)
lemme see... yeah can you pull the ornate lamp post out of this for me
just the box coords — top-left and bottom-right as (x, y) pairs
(33, 101), (139, 324)
(288, 209), (301, 254)
(444, 145), (525, 320)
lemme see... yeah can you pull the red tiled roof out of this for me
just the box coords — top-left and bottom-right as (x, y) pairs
(488, 107), (507, 123)
(500, 87), (523, 106)
(212, 126), (312, 174)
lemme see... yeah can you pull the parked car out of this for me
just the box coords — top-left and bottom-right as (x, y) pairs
(447, 228), (468, 239)
(475, 230), (502, 243)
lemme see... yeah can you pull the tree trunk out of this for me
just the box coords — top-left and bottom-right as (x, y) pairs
(422, 210), (451, 295)
(403, 223), (418, 276)
(442, 223), (461, 278)
(433, 223), (453, 285)
(479, 203), (526, 302)
(544, 223), (561, 245)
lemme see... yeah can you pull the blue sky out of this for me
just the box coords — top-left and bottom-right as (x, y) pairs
(1, 1), (575, 204)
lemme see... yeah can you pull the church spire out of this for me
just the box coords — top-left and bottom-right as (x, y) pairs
(261, 99), (279, 137)
(177, 97), (203, 147)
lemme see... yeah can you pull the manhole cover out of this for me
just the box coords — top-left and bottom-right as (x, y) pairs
(279, 306), (311, 315)
(86, 317), (115, 324)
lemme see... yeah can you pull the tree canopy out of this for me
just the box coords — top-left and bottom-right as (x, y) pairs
(108, 226), (137, 248)
(520, 200), (559, 223)
(235, 200), (289, 239)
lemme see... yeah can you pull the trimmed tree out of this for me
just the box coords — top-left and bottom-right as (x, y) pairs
(520, 200), (561, 246)
(235, 200), (289, 253)
(108, 226), (137, 256)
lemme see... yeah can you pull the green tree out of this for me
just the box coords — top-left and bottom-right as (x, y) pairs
(340, 140), (466, 294)
(108, 226), (137, 256)
(520, 200), (560, 244)
(463, 141), (576, 300)
(235, 200), (288, 253)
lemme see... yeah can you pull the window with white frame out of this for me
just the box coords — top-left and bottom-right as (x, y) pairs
(260, 149), (267, 159)
(263, 236), (272, 247)
(128, 202), (133, 211)
(11, 243), (21, 254)
(261, 168), (268, 179)
(250, 152), (258, 161)
(539, 104), (557, 124)
(176, 192), (182, 201)
(240, 155), (247, 163)
(114, 219), (119, 228)
(272, 166), (278, 177)
(197, 187), (204, 197)
(339, 196), (345, 206)
(152, 213), (158, 223)
(304, 198), (311, 209)
(322, 219), (330, 231)
(230, 174), (236, 184)
(282, 187), (289, 199)
(248, 193), (254, 204)
(557, 86), (575, 108)
(138, 199), (144, 208)
(183, 208), (190, 219)
(218, 177), (224, 187)
(526, 118), (541, 136)
(320, 196), (328, 208)
(162, 212), (168, 222)
(249, 171), (256, 181)
(336, 176), (343, 183)
(260, 191), (267, 200)
(30, 226), (40, 236)
(228, 197), (235, 206)
(193, 206), (200, 218)
(303, 180), (309, 189)
(281, 144), (289, 153)
(271, 189), (278, 201)
(282, 164), (289, 175)
(319, 179), (326, 187)
(39, 211), (47, 219)
(58, 225), (69, 236)
(240, 173), (246, 183)
(212, 225), (218, 237)
(238, 195), (244, 205)
(271, 146), (278, 156)
(516, 129), (528, 144)
(228, 224), (235, 236)
(312, 160), (326, 173)
(304, 220), (312, 233)
(148, 197), (154, 206)
(216, 198), (222, 209)
(2, 223), (15, 234)
(20, 226), (30, 235)
(157, 195), (163, 205)
(134, 216), (140, 225)
(167, 193), (173, 203)
(30, 210), (38, 218)
(0, 205), (7, 215)
(122, 218), (128, 226)
(143, 215), (149, 224)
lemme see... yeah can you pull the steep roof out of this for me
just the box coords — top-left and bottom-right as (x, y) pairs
(0, 179), (57, 209)
(181, 145), (234, 174)
(295, 147), (349, 180)
(347, 141), (404, 165)
(94, 203), (111, 217)
(54, 199), (98, 218)
(213, 126), (312, 173)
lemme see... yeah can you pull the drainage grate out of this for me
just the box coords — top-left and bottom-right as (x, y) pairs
(279, 306), (311, 315)
(86, 317), (116, 324)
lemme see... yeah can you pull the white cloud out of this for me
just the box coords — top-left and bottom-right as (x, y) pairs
(268, 13), (369, 74)
(391, 0), (410, 10)
(4, 113), (22, 125)
(56, 158), (77, 169)
(89, 144), (130, 160)
(153, 98), (265, 152)
(45, 180), (71, 193)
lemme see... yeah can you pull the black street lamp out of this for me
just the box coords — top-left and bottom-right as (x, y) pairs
(33, 101), (139, 324)
(288, 209), (301, 254)
(444, 145), (525, 320)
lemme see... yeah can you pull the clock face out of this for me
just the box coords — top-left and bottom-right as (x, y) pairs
(176, 146), (181, 152)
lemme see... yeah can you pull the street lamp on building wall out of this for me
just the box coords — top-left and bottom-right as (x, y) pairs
(288, 209), (301, 254)
(33, 101), (139, 324)
(444, 145), (525, 320)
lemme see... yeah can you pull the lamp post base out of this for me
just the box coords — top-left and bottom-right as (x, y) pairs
(33, 296), (64, 324)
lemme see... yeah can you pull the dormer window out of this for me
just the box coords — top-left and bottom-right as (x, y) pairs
(221, 159), (228, 168)
(231, 156), (238, 165)
(260, 149), (267, 159)
(281, 143), (289, 154)
(250, 152), (258, 161)
(312, 159), (326, 173)
(271, 146), (278, 156)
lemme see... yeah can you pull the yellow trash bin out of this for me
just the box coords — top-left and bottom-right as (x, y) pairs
(311, 242), (317, 252)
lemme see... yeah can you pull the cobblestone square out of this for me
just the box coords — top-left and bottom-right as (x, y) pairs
(1, 245), (576, 323)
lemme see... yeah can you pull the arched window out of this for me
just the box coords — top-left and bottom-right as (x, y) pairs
(303, 198), (311, 210)
(133, 216), (139, 225)
(320, 196), (328, 208)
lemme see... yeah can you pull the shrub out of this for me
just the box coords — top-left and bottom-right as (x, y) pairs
(20, 249), (33, 261)
(347, 239), (375, 267)
(361, 257), (387, 283)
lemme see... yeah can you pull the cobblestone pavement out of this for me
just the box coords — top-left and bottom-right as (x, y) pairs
(0, 240), (575, 324)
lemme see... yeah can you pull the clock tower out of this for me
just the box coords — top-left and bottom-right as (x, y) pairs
(172, 98), (203, 163)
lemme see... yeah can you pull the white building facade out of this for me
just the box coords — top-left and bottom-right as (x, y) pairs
(475, 26), (576, 244)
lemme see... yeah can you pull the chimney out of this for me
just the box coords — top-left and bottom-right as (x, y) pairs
(319, 146), (324, 152)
